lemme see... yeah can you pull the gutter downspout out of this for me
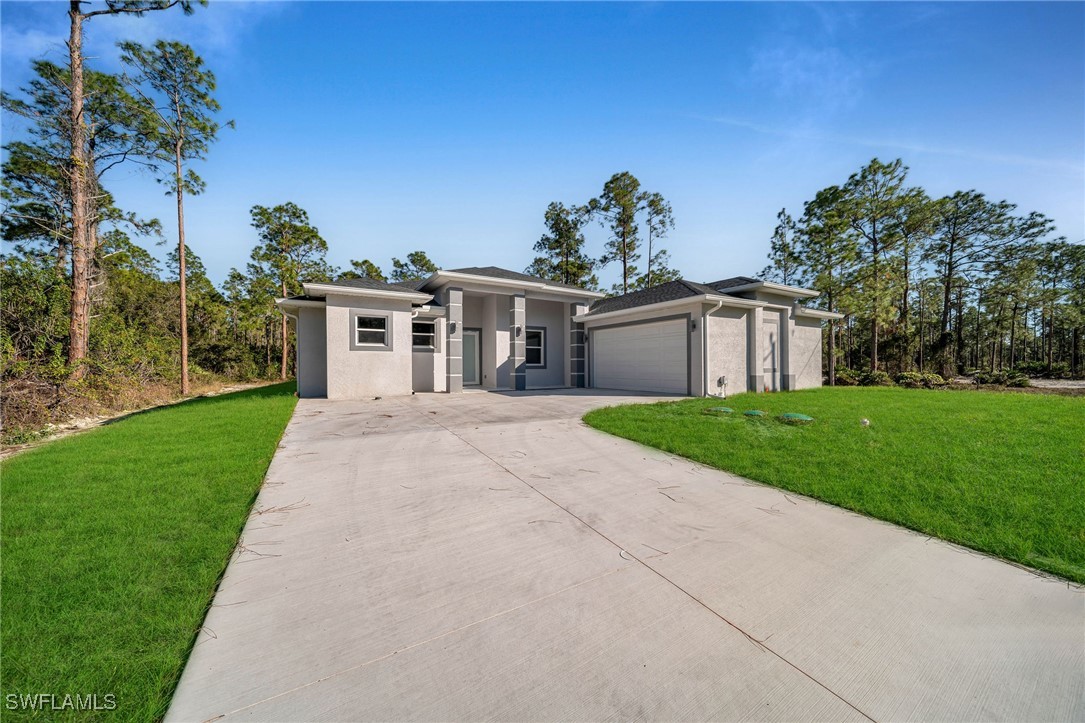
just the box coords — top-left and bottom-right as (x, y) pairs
(703, 299), (724, 397)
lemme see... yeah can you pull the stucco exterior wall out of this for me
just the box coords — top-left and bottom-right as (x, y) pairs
(482, 293), (512, 388)
(763, 311), (783, 392)
(707, 307), (748, 398)
(296, 306), (327, 398)
(750, 290), (803, 307)
(411, 317), (446, 393)
(790, 316), (824, 389)
(324, 294), (413, 399)
(462, 295), (484, 328)
(690, 312), (706, 397)
(411, 351), (445, 392)
(525, 299), (565, 388)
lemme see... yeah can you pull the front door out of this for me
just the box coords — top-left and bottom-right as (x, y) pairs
(463, 329), (481, 385)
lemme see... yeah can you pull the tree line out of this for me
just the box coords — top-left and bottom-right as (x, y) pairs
(525, 171), (680, 295)
(761, 158), (1084, 382)
(0, 1), (434, 434)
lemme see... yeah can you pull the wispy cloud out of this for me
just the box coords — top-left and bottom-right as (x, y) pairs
(83, 1), (287, 65)
(692, 114), (1085, 176)
(0, 25), (66, 63)
(805, 3), (862, 39)
(2, 1), (285, 80)
(748, 43), (868, 114)
(739, 2), (876, 118)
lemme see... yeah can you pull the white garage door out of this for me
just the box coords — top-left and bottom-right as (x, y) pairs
(592, 319), (689, 394)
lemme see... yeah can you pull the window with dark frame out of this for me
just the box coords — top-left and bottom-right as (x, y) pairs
(525, 327), (545, 367)
(355, 315), (387, 346)
(412, 320), (436, 349)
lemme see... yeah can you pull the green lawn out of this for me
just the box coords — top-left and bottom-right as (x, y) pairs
(584, 387), (1085, 584)
(1, 383), (297, 721)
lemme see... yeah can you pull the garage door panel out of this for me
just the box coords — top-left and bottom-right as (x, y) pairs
(592, 319), (688, 394)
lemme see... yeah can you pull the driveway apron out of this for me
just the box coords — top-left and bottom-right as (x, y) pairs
(166, 391), (1084, 722)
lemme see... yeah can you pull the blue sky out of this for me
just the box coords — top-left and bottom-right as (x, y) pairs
(2, 1), (1083, 287)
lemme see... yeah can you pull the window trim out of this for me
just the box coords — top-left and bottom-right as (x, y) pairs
(525, 325), (546, 368)
(349, 309), (393, 352)
(412, 319), (437, 351)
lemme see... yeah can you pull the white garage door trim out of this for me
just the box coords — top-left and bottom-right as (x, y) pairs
(590, 315), (690, 395)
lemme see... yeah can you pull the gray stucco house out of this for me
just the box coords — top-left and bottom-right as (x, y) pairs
(276, 266), (841, 399)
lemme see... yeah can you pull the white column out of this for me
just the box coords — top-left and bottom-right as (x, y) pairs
(445, 287), (463, 393)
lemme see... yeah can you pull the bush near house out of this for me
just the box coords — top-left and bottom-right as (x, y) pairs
(895, 371), (947, 388)
(857, 369), (896, 387)
(1012, 361), (1075, 379)
(971, 369), (1031, 387)
(834, 368), (860, 386)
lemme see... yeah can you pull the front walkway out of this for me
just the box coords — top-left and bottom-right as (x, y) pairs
(167, 390), (1084, 722)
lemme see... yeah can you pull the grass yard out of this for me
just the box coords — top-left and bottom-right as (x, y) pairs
(584, 387), (1085, 584)
(1, 383), (297, 721)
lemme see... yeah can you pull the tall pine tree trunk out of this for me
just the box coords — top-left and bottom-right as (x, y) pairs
(621, 230), (629, 295)
(175, 141), (189, 395)
(280, 280), (289, 380)
(1045, 293), (1054, 372)
(1073, 325), (1080, 377)
(841, 314), (850, 369)
(954, 287), (965, 374)
(917, 284), (925, 371)
(646, 224), (653, 290)
(974, 291), (982, 371)
(1009, 301), (1018, 369)
(992, 300), (1004, 371)
(870, 236), (880, 371)
(935, 239), (958, 376)
(826, 283), (836, 385)
(827, 321), (836, 385)
(901, 264), (911, 372)
(66, 1), (91, 377)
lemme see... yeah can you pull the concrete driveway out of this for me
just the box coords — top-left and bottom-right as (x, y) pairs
(167, 390), (1084, 722)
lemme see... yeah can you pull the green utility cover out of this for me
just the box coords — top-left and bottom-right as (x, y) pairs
(743, 410), (766, 417)
(778, 412), (815, 425)
(703, 407), (735, 415)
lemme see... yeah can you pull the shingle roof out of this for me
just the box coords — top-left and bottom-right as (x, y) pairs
(446, 266), (595, 292)
(704, 276), (761, 291)
(388, 278), (430, 291)
(312, 277), (431, 295)
(586, 280), (724, 316)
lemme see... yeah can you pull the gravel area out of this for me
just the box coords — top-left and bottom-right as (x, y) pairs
(1028, 378), (1085, 390)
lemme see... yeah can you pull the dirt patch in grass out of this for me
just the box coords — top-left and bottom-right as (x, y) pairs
(1, 379), (285, 454)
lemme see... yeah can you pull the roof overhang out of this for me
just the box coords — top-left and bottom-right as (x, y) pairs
(423, 270), (606, 300)
(276, 297), (327, 312)
(412, 304), (447, 318)
(574, 294), (762, 324)
(302, 282), (433, 304)
(722, 280), (820, 299)
(795, 307), (845, 320)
